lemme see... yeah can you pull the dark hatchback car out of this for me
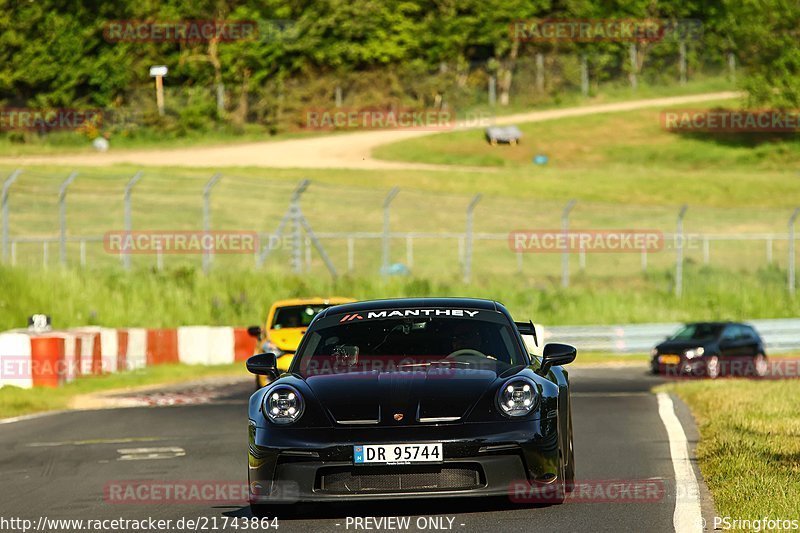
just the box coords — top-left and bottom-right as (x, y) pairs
(651, 322), (768, 378)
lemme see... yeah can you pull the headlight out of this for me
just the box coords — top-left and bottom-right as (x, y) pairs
(497, 377), (538, 417)
(263, 386), (304, 425)
(650, 348), (658, 357)
(685, 347), (705, 359)
(262, 339), (285, 357)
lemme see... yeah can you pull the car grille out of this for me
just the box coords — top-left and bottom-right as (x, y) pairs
(318, 465), (484, 494)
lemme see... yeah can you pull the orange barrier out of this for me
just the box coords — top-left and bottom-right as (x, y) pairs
(233, 328), (258, 361)
(30, 336), (66, 388)
(90, 332), (103, 375)
(146, 329), (179, 365)
(117, 329), (129, 371)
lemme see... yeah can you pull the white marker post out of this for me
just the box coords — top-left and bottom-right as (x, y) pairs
(149, 65), (168, 116)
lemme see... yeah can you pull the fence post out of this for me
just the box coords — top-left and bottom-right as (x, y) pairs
(382, 187), (400, 275)
(675, 205), (689, 297)
(727, 52), (736, 83)
(580, 54), (589, 97)
(347, 237), (355, 272)
(535, 53), (544, 93)
(561, 199), (577, 288)
(1, 169), (22, 263)
(463, 194), (482, 284)
(122, 171), (143, 270)
(202, 173), (222, 274)
(766, 237), (773, 264)
(789, 208), (800, 296)
(58, 171), (78, 266)
(628, 43), (638, 90)
(679, 41), (687, 86)
(291, 180), (310, 274)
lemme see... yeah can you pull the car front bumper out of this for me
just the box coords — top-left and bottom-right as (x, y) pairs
(248, 419), (561, 504)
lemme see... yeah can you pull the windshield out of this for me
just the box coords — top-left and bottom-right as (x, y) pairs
(271, 305), (330, 329)
(669, 323), (723, 341)
(294, 315), (525, 377)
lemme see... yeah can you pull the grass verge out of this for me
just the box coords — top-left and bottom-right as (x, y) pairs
(0, 362), (247, 419)
(2, 265), (800, 331)
(571, 352), (649, 366)
(658, 379), (800, 522)
(0, 77), (733, 156)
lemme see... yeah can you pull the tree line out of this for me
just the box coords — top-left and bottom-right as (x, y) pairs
(0, 0), (796, 138)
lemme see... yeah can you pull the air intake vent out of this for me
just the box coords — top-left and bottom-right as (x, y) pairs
(318, 465), (483, 493)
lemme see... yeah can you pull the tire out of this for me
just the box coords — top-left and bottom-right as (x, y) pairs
(750, 353), (768, 377)
(564, 412), (576, 494)
(705, 355), (721, 379)
(551, 455), (568, 504)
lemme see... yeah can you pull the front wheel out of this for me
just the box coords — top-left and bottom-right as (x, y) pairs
(705, 355), (721, 379)
(750, 353), (768, 377)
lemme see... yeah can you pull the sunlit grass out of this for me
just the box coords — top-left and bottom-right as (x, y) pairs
(660, 379), (800, 522)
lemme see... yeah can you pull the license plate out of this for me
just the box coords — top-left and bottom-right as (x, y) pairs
(354, 443), (443, 465)
(659, 355), (681, 365)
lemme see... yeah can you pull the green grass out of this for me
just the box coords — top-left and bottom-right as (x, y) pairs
(659, 380), (800, 523)
(1, 265), (799, 332)
(0, 76), (734, 157)
(0, 362), (247, 419)
(571, 352), (649, 365)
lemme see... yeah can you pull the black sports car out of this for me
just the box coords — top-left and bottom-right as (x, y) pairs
(650, 321), (768, 378)
(246, 297), (577, 514)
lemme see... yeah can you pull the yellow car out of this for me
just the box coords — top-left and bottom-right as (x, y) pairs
(248, 297), (355, 388)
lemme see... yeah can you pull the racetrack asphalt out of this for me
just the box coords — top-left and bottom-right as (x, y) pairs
(0, 366), (709, 532)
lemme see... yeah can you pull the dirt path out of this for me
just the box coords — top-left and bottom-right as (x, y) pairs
(2, 92), (739, 170)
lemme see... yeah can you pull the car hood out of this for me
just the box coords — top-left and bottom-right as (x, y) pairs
(656, 339), (714, 353)
(267, 328), (305, 352)
(304, 367), (501, 425)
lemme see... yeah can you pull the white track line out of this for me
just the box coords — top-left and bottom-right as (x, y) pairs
(656, 392), (703, 533)
(0, 410), (65, 425)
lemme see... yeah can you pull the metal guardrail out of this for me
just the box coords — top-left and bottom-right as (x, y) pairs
(544, 319), (800, 354)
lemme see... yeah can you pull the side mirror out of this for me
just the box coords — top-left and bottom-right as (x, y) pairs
(246, 353), (278, 376)
(247, 325), (262, 338)
(537, 343), (577, 376)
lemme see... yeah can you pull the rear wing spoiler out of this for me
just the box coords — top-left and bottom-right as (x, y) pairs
(515, 321), (539, 347)
(515, 321), (546, 358)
